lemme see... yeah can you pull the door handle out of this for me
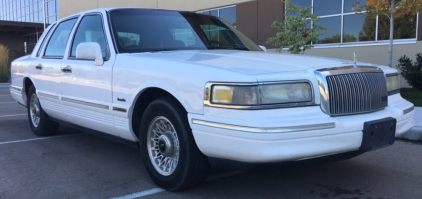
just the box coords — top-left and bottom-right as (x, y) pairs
(61, 66), (72, 73)
(35, 64), (42, 70)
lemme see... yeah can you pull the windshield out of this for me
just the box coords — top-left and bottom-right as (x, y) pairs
(108, 9), (262, 53)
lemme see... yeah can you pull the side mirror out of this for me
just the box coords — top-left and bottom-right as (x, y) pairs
(76, 42), (104, 66)
(259, 45), (267, 52)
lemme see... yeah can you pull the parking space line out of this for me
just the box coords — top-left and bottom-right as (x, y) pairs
(0, 114), (27, 118)
(110, 188), (165, 199)
(110, 170), (244, 199)
(0, 134), (83, 145)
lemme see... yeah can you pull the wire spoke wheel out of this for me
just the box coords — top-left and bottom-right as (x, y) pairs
(30, 94), (41, 128)
(147, 116), (180, 176)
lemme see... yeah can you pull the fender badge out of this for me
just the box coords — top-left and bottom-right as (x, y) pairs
(117, 98), (126, 102)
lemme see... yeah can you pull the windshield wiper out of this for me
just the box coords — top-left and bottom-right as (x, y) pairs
(208, 47), (249, 51)
(149, 49), (179, 52)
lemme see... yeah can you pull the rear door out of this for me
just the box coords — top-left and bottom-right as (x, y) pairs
(35, 17), (78, 121)
(60, 13), (118, 136)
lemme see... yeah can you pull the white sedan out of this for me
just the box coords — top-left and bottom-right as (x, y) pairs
(9, 8), (414, 191)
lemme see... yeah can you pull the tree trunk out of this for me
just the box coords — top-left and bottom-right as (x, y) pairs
(388, 0), (394, 68)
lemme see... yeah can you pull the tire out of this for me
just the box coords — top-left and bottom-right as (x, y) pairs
(27, 85), (59, 136)
(139, 97), (210, 191)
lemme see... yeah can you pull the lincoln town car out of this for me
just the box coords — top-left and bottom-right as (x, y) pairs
(9, 8), (415, 191)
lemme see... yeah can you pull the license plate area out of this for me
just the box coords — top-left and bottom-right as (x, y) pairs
(359, 117), (396, 152)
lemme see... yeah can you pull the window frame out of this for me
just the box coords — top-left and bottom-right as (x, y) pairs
(35, 22), (56, 57)
(67, 12), (111, 61)
(42, 16), (79, 59)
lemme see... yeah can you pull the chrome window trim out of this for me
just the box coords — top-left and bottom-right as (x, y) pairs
(386, 73), (400, 96)
(403, 106), (414, 115)
(67, 12), (111, 61)
(37, 92), (59, 100)
(62, 97), (109, 109)
(203, 80), (316, 110)
(192, 119), (336, 134)
(314, 66), (385, 116)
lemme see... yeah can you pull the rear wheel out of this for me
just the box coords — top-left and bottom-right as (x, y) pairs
(139, 97), (210, 191)
(27, 85), (59, 136)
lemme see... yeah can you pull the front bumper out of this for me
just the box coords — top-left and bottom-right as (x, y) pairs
(189, 94), (414, 163)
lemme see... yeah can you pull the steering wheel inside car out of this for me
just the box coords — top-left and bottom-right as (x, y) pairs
(208, 40), (221, 47)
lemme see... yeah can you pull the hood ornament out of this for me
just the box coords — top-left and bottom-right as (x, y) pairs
(353, 52), (358, 68)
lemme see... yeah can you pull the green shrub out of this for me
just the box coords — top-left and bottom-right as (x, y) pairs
(0, 44), (10, 83)
(397, 53), (422, 92)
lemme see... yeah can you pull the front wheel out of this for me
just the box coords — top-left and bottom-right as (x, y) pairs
(139, 97), (210, 191)
(27, 85), (59, 136)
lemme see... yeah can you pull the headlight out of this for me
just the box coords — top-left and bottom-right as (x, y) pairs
(260, 83), (312, 104)
(212, 85), (258, 105)
(386, 74), (399, 95)
(209, 82), (313, 107)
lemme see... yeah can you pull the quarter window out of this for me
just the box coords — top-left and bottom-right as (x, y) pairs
(44, 18), (77, 57)
(36, 24), (56, 57)
(70, 15), (108, 58)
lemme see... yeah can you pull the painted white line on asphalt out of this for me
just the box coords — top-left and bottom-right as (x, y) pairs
(0, 134), (82, 145)
(111, 170), (245, 199)
(110, 188), (165, 199)
(0, 114), (27, 118)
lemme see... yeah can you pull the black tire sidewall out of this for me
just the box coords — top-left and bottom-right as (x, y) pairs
(139, 98), (194, 190)
(27, 85), (56, 136)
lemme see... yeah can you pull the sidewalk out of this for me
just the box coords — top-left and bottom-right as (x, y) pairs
(399, 107), (422, 141)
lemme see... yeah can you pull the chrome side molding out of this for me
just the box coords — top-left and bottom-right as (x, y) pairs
(62, 97), (109, 110)
(113, 107), (127, 113)
(10, 86), (22, 92)
(38, 92), (59, 100)
(192, 119), (336, 134)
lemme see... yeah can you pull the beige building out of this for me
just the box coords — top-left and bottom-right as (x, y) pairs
(1, 0), (421, 87)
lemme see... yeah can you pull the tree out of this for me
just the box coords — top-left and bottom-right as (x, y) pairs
(267, 0), (326, 54)
(353, 0), (422, 67)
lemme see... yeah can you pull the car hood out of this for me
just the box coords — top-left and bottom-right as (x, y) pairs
(124, 50), (360, 75)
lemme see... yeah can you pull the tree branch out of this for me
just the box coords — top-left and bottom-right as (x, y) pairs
(382, 13), (391, 20)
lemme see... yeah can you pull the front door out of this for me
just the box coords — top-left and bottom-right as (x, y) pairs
(60, 13), (118, 136)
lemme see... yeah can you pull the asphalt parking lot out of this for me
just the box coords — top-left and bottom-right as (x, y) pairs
(1, 86), (422, 199)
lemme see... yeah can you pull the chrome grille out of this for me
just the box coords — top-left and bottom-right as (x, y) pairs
(326, 72), (388, 115)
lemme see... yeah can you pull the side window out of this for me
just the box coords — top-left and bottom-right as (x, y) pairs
(44, 18), (77, 57)
(36, 24), (56, 57)
(71, 15), (108, 58)
(199, 18), (246, 49)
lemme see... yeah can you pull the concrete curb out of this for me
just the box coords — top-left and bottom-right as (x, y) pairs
(398, 127), (422, 141)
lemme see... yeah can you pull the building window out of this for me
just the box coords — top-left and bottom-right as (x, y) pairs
(22, 33), (41, 54)
(198, 6), (236, 28)
(0, 0), (58, 26)
(288, 0), (418, 45)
